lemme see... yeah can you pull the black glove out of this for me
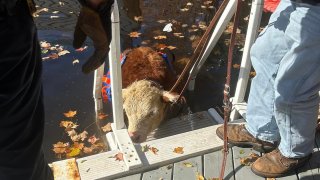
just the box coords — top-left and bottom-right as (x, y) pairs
(74, 0), (114, 74)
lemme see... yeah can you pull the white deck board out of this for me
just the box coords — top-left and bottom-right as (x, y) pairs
(173, 156), (203, 180)
(204, 150), (235, 180)
(233, 103), (247, 120)
(114, 174), (141, 180)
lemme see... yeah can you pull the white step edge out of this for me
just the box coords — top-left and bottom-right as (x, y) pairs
(111, 123), (143, 170)
(208, 108), (224, 124)
(75, 124), (223, 179)
(106, 132), (118, 151)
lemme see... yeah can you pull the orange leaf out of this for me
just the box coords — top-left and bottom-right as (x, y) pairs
(129, 31), (142, 38)
(101, 123), (112, 133)
(150, 147), (159, 155)
(49, 53), (59, 59)
(63, 110), (77, 118)
(75, 46), (88, 52)
(167, 46), (177, 50)
(196, 172), (205, 180)
(173, 147), (184, 154)
(114, 152), (124, 161)
(98, 112), (108, 120)
(156, 44), (167, 50)
(60, 121), (79, 130)
(52, 142), (69, 154)
(88, 135), (99, 144)
(233, 64), (240, 69)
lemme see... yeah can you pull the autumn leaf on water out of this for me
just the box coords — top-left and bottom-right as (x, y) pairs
(48, 53), (59, 59)
(156, 44), (167, 50)
(113, 152), (124, 161)
(134, 16), (143, 22)
(183, 162), (193, 168)
(67, 147), (81, 157)
(98, 112), (108, 120)
(72, 59), (80, 65)
(196, 172), (205, 180)
(167, 46), (177, 50)
(101, 123), (112, 133)
(154, 35), (167, 40)
(233, 64), (240, 69)
(40, 41), (51, 48)
(141, 144), (150, 152)
(129, 31), (142, 38)
(60, 121), (79, 130)
(52, 142), (69, 154)
(88, 135), (99, 144)
(150, 147), (159, 155)
(173, 147), (184, 154)
(64, 110), (77, 118)
(68, 130), (88, 142)
(75, 46), (88, 52)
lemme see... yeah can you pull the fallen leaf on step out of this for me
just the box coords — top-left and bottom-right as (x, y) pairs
(114, 152), (124, 161)
(150, 147), (159, 155)
(173, 147), (184, 154)
(240, 152), (259, 166)
(183, 162), (193, 168)
(196, 172), (204, 180)
(141, 144), (150, 152)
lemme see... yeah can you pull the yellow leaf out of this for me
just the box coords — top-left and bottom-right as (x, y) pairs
(67, 147), (81, 157)
(183, 162), (193, 168)
(167, 46), (177, 50)
(63, 110), (77, 118)
(196, 172), (204, 180)
(233, 64), (241, 69)
(173, 147), (184, 154)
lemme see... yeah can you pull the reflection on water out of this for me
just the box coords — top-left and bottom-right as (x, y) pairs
(36, 0), (232, 163)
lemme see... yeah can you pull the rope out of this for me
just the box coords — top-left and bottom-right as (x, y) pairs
(220, 0), (242, 179)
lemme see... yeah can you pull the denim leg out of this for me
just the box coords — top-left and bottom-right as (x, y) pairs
(274, 1), (320, 158)
(245, 0), (294, 143)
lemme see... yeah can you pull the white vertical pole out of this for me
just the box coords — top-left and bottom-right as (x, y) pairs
(187, 0), (238, 92)
(93, 64), (105, 115)
(230, 0), (263, 120)
(109, 0), (125, 130)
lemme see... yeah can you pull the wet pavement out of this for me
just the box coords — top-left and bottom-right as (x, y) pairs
(34, 0), (247, 163)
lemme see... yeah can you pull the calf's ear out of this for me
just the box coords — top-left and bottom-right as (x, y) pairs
(162, 91), (180, 103)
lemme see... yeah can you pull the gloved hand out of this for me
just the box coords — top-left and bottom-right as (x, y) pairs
(74, 0), (114, 74)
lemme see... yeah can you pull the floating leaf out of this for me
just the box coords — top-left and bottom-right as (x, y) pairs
(129, 31), (142, 38)
(48, 53), (59, 59)
(156, 44), (167, 50)
(154, 35), (167, 40)
(75, 46), (88, 52)
(141, 144), (150, 152)
(98, 112), (108, 120)
(101, 123), (112, 133)
(72, 59), (80, 65)
(183, 162), (193, 168)
(66, 147), (81, 157)
(163, 23), (173, 32)
(150, 147), (159, 155)
(52, 142), (69, 154)
(64, 110), (77, 118)
(60, 121), (79, 130)
(134, 16), (143, 22)
(233, 64), (241, 69)
(167, 46), (177, 50)
(173, 147), (184, 154)
(58, 50), (70, 56)
(88, 135), (99, 144)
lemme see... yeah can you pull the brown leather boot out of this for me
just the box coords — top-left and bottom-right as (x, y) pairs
(216, 124), (277, 153)
(251, 149), (311, 178)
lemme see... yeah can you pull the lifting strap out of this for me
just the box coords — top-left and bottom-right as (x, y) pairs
(220, 0), (242, 179)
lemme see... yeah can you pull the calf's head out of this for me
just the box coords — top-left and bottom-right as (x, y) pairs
(122, 80), (179, 143)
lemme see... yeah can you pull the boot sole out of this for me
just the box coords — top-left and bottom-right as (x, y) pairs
(251, 154), (312, 178)
(216, 129), (275, 153)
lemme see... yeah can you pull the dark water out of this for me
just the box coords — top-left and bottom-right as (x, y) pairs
(35, 0), (247, 163)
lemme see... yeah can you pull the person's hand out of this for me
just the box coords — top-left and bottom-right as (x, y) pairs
(74, 0), (114, 74)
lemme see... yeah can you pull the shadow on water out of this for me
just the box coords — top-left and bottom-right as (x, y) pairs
(35, 0), (258, 163)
